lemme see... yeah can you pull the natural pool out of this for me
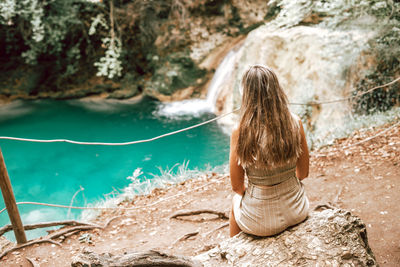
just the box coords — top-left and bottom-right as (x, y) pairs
(0, 97), (230, 240)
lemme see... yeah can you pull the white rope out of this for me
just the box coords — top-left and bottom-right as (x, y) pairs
(313, 119), (400, 154)
(0, 108), (240, 146)
(0, 175), (226, 215)
(342, 120), (399, 148)
(290, 76), (399, 105)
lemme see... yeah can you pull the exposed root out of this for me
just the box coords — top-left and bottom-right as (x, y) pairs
(64, 230), (81, 238)
(172, 231), (199, 245)
(170, 209), (229, 221)
(103, 216), (120, 229)
(26, 257), (40, 267)
(71, 249), (202, 267)
(330, 186), (344, 206)
(0, 217), (119, 259)
(0, 220), (98, 237)
(0, 239), (61, 259)
(46, 225), (98, 240)
(314, 203), (335, 211)
(202, 222), (229, 237)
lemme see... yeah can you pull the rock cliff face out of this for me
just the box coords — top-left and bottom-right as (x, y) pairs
(212, 0), (399, 146)
(217, 25), (374, 143)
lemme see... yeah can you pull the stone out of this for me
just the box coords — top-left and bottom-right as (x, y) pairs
(194, 207), (377, 266)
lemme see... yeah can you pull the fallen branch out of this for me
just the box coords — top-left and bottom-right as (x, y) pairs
(170, 209), (228, 221)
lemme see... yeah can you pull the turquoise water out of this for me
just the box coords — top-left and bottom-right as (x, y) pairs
(0, 98), (230, 240)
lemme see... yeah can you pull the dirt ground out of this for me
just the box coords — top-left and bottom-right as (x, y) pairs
(0, 121), (399, 266)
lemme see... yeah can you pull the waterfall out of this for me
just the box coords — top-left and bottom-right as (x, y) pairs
(156, 49), (239, 118)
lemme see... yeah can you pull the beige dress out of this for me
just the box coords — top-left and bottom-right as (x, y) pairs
(233, 163), (309, 236)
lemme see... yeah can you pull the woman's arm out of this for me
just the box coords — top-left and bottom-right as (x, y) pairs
(296, 120), (309, 180)
(230, 128), (246, 196)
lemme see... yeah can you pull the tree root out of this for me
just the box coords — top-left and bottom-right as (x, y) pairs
(26, 257), (40, 267)
(202, 222), (229, 237)
(71, 249), (203, 267)
(314, 203), (335, 211)
(170, 209), (229, 221)
(330, 186), (343, 206)
(0, 239), (61, 259)
(0, 220), (97, 237)
(0, 216), (121, 259)
(172, 231), (199, 245)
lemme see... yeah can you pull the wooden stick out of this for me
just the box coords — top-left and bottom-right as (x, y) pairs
(0, 148), (27, 244)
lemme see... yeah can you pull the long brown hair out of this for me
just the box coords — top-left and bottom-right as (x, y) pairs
(236, 65), (301, 169)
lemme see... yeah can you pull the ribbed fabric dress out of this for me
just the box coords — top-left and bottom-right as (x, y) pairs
(233, 162), (309, 236)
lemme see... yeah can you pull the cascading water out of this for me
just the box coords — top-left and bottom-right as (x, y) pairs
(156, 49), (240, 118)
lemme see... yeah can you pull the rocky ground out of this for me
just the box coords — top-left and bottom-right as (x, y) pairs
(0, 120), (399, 266)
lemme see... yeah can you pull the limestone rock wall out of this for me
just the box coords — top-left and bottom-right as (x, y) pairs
(214, 0), (398, 147)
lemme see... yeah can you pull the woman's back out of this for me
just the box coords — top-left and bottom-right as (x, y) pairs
(229, 65), (310, 237)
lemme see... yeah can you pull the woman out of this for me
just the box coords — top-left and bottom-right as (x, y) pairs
(229, 65), (310, 237)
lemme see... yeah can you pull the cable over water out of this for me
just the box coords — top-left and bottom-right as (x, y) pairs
(0, 108), (240, 146)
(0, 175), (227, 215)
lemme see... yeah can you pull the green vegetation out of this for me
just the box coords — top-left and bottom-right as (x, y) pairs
(0, 0), (398, 108)
(0, 0), (253, 99)
(353, 1), (400, 114)
(0, 0), (109, 95)
(1, 0), (94, 71)
(0, 0), (204, 96)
